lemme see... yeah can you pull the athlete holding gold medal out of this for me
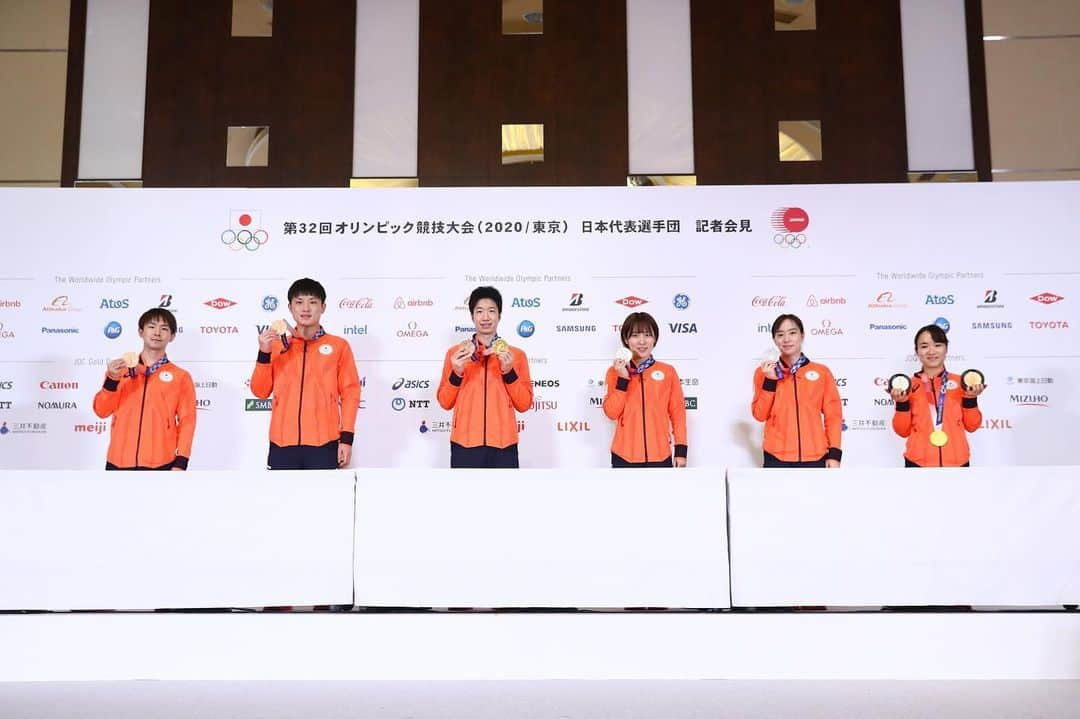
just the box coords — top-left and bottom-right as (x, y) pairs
(888, 324), (985, 467)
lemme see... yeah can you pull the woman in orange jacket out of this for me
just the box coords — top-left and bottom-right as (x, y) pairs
(888, 323), (985, 467)
(603, 312), (687, 467)
(751, 313), (843, 468)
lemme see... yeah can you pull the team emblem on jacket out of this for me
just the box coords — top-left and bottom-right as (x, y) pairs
(804, 370), (819, 381)
(159, 371), (173, 383)
(319, 343), (333, 355)
(946, 379), (958, 390)
(651, 370), (665, 381)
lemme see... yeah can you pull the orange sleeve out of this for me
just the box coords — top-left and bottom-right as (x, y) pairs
(92, 373), (123, 418)
(337, 341), (361, 439)
(174, 372), (197, 465)
(821, 367), (843, 452)
(436, 347), (461, 410)
(250, 351), (274, 399)
(751, 367), (777, 422)
(667, 367), (687, 448)
(892, 396), (913, 437)
(602, 366), (628, 420)
(504, 348), (533, 413)
(962, 396), (983, 433)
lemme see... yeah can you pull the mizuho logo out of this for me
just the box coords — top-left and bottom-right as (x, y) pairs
(512, 297), (541, 308)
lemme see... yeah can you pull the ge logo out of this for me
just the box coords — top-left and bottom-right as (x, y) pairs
(262, 296), (279, 312)
(774, 233), (807, 248)
(673, 293), (690, 310)
(391, 397), (406, 411)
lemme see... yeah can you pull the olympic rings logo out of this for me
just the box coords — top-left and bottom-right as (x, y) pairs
(221, 228), (269, 252)
(773, 232), (807, 248)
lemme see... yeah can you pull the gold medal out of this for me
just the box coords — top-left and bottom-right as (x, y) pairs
(961, 368), (984, 390)
(888, 373), (911, 393)
(121, 351), (139, 369)
(615, 347), (633, 363)
(930, 430), (949, 447)
(491, 338), (509, 354)
(270, 319), (288, 336)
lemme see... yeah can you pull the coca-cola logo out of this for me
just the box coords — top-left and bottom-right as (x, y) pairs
(752, 296), (787, 307)
(339, 297), (375, 310)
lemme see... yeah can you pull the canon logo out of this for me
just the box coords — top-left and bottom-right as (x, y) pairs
(339, 298), (374, 310)
(40, 381), (78, 390)
(752, 296), (787, 307)
(200, 326), (240, 334)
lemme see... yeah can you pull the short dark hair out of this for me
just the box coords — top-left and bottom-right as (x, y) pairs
(914, 323), (949, 348)
(620, 312), (659, 348)
(138, 307), (177, 334)
(771, 313), (804, 336)
(469, 286), (502, 314)
(288, 278), (326, 303)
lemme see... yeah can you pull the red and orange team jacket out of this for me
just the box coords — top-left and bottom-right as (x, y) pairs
(250, 330), (361, 448)
(751, 360), (843, 463)
(893, 371), (982, 467)
(92, 360), (197, 469)
(602, 361), (688, 464)
(436, 339), (532, 449)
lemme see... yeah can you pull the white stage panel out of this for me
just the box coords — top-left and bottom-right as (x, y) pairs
(727, 467), (1080, 607)
(0, 470), (355, 610)
(354, 468), (730, 608)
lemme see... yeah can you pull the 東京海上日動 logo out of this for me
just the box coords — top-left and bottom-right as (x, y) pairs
(770, 207), (809, 248)
(221, 210), (269, 252)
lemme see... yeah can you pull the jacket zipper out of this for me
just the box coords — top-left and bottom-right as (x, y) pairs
(297, 342), (308, 445)
(793, 374), (803, 462)
(483, 355), (489, 446)
(133, 375), (149, 467)
(640, 374), (648, 462)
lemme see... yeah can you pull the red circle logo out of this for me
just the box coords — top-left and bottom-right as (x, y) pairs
(238, 213), (252, 227)
(781, 207), (808, 232)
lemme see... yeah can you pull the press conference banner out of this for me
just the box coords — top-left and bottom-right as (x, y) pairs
(0, 182), (1076, 469)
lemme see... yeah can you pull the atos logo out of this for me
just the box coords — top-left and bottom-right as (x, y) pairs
(925, 294), (955, 305)
(391, 378), (431, 390)
(935, 317), (951, 333)
(100, 298), (130, 310)
(262, 296), (279, 312)
(615, 296), (647, 308)
(205, 297), (237, 310)
(517, 320), (535, 338)
(1031, 292), (1064, 305)
(673, 293), (690, 310)
(103, 322), (122, 339)
(668, 322), (698, 334)
(512, 297), (541, 308)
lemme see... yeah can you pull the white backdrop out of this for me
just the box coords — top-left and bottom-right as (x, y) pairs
(0, 182), (1077, 469)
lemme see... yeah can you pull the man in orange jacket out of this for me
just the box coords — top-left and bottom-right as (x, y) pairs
(437, 286), (532, 467)
(93, 307), (196, 470)
(251, 278), (361, 470)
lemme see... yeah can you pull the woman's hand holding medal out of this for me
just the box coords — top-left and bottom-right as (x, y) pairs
(614, 347), (632, 379)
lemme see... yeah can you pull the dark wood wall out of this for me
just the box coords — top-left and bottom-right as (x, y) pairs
(690, 0), (909, 184)
(141, 0), (355, 187)
(417, 0), (629, 186)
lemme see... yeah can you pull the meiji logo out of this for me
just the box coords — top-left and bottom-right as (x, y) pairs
(204, 298), (237, 310)
(74, 422), (108, 434)
(100, 298), (130, 309)
(244, 399), (272, 411)
(1031, 292), (1064, 305)
(201, 326), (239, 334)
(668, 322), (698, 334)
(1029, 320), (1069, 329)
(532, 379), (560, 388)
(39, 381), (78, 390)
(221, 210), (269, 252)
(512, 297), (541, 308)
(925, 294), (955, 305)
(339, 298), (374, 310)
(615, 296), (647, 308)
(556, 420), (591, 432)
(770, 207), (809, 248)
(752, 296), (786, 307)
(810, 319), (843, 336)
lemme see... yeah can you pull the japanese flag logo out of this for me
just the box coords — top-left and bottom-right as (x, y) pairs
(221, 210), (269, 252)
